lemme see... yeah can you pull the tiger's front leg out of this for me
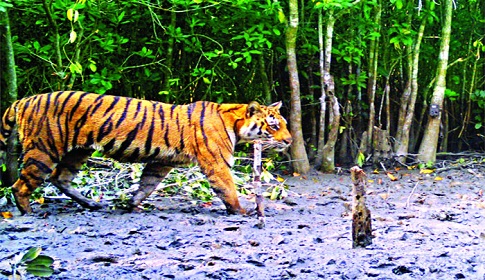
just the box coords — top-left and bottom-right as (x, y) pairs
(202, 163), (246, 215)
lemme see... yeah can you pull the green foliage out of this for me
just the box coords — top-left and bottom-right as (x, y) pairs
(0, 0), (13, 13)
(444, 89), (459, 101)
(418, 161), (435, 169)
(10, 247), (54, 278)
(356, 151), (366, 167)
(471, 90), (485, 130)
(158, 166), (214, 202)
(388, 21), (414, 48)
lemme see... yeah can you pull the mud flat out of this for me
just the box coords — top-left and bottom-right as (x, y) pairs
(1, 168), (485, 279)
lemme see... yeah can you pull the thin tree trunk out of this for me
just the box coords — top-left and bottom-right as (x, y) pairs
(321, 75), (340, 172)
(162, 8), (176, 102)
(0, 9), (19, 187)
(364, 2), (380, 156)
(307, 64), (317, 161)
(395, 13), (427, 162)
(418, 0), (453, 163)
(286, 0), (310, 174)
(314, 9), (327, 168)
(259, 54), (272, 104)
(319, 11), (340, 172)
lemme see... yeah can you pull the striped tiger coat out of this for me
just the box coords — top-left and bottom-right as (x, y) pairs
(0, 91), (292, 215)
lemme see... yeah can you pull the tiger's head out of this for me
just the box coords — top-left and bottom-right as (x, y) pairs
(238, 101), (292, 150)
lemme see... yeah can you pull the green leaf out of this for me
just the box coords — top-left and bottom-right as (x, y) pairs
(33, 41), (41, 51)
(21, 247), (42, 263)
(475, 123), (482, 130)
(261, 170), (274, 183)
(273, 28), (281, 36)
(27, 255), (54, 266)
(69, 62), (82, 75)
(26, 265), (54, 277)
(357, 152), (365, 167)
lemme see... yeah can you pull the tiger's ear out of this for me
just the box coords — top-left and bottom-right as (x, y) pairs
(269, 101), (282, 111)
(247, 101), (262, 117)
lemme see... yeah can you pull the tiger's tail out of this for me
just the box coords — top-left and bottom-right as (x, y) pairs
(0, 100), (20, 157)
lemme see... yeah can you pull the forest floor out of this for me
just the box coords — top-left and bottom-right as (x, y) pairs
(1, 165), (485, 279)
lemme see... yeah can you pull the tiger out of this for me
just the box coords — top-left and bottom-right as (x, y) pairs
(0, 91), (292, 215)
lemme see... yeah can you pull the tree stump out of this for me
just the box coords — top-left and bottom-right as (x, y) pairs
(350, 166), (372, 248)
(253, 141), (265, 229)
(372, 126), (392, 165)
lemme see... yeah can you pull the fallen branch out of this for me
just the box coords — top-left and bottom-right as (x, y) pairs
(405, 182), (420, 208)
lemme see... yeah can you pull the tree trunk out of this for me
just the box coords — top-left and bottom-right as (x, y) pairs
(395, 9), (427, 162)
(320, 10), (339, 172)
(321, 75), (340, 172)
(259, 54), (272, 104)
(418, 0), (453, 163)
(314, 9), (328, 169)
(162, 8), (176, 102)
(286, 0), (310, 174)
(0, 9), (19, 187)
(364, 2), (381, 156)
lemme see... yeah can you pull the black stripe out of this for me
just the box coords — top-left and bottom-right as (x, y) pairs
(216, 113), (235, 151)
(36, 139), (59, 164)
(90, 96), (104, 116)
(104, 96), (121, 115)
(179, 128), (185, 152)
(19, 174), (42, 189)
(158, 106), (165, 130)
(170, 104), (177, 119)
(187, 103), (196, 120)
(164, 127), (170, 147)
(218, 149), (232, 168)
(97, 115), (114, 142)
(116, 98), (132, 128)
(113, 124), (140, 159)
(144, 104), (156, 154)
(72, 110), (91, 146)
(104, 138), (116, 152)
(44, 119), (61, 161)
(24, 157), (53, 175)
(69, 92), (90, 121)
(133, 101), (142, 120)
(199, 102), (208, 144)
(41, 92), (53, 118)
(145, 147), (161, 161)
(85, 131), (95, 147)
(57, 91), (75, 117)
(140, 106), (148, 129)
(59, 115), (71, 153)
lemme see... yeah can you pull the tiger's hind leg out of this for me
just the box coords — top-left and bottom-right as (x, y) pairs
(12, 151), (56, 214)
(49, 149), (103, 210)
(128, 163), (173, 209)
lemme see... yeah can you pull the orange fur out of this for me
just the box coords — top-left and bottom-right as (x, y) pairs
(0, 91), (292, 214)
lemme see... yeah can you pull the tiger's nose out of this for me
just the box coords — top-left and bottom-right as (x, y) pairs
(284, 137), (293, 146)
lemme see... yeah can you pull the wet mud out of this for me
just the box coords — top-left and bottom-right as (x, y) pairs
(1, 168), (485, 279)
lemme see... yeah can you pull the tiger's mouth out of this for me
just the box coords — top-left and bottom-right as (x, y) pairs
(258, 138), (292, 152)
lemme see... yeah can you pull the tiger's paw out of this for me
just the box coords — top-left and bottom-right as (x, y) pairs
(226, 207), (247, 216)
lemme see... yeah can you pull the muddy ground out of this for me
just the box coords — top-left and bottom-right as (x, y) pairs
(1, 167), (485, 280)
